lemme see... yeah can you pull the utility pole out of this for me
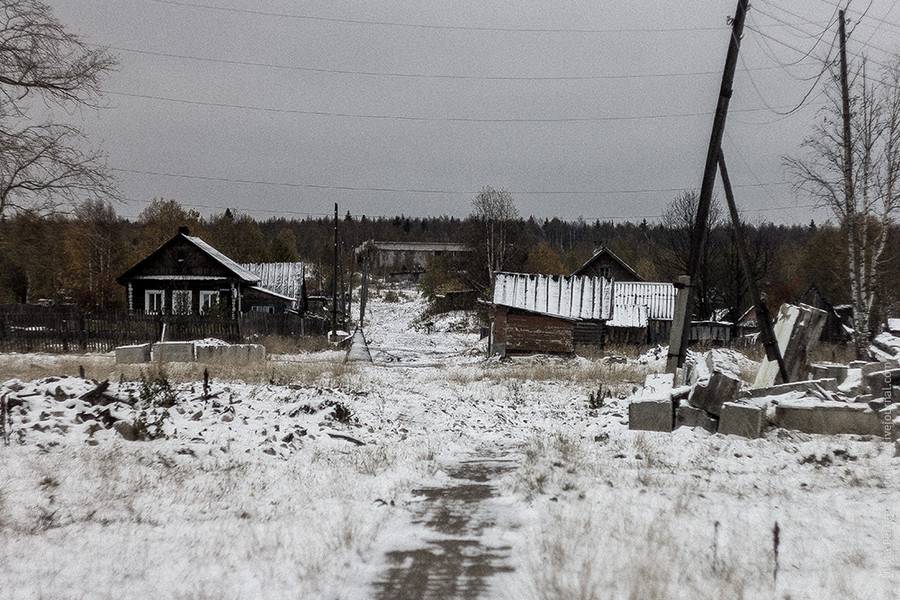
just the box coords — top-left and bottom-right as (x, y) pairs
(667, 0), (749, 374)
(331, 202), (339, 339)
(718, 150), (789, 382)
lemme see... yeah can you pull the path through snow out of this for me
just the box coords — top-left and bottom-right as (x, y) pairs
(373, 453), (516, 599)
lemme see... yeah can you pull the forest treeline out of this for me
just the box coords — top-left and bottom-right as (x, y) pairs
(1, 197), (897, 327)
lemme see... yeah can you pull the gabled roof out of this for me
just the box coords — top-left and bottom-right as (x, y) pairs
(118, 231), (259, 284)
(572, 246), (643, 280)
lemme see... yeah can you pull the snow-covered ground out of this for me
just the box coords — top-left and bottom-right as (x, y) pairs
(1, 286), (897, 599)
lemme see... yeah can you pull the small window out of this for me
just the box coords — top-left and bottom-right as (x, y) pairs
(145, 290), (164, 314)
(199, 290), (219, 315)
(172, 290), (193, 315)
(251, 305), (276, 314)
(598, 266), (611, 279)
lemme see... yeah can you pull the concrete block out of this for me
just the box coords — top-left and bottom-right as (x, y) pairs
(861, 361), (897, 378)
(226, 344), (265, 365)
(754, 303), (828, 388)
(115, 343), (151, 364)
(196, 344), (265, 365)
(688, 370), (742, 416)
(719, 402), (766, 438)
(152, 341), (195, 363)
(675, 403), (718, 433)
(809, 363), (849, 385)
(629, 398), (674, 432)
(864, 368), (900, 398)
(643, 373), (675, 397)
(775, 401), (882, 436)
(194, 345), (222, 364)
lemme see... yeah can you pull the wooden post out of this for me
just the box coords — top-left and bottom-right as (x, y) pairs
(668, 0), (749, 373)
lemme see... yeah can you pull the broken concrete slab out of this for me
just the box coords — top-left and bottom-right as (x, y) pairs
(809, 363), (849, 385)
(115, 343), (151, 364)
(754, 303), (828, 388)
(743, 378), (839, 399)
(675, 403), (717, 433)
(719, 402), (766, 438)
(774, 400), (882, 437)
(863, 368), (900, 399)
(629, 397), (674, 432)
(152, 341), (195, 363)
(687, 369), (742, 416)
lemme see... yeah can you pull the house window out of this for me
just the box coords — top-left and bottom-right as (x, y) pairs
(145, 290), (164, 314)
(251, 305), (276, 314)
(199, 291), (219, 315)
(598, 266), (611, 279)
(172, 290), (193, 315)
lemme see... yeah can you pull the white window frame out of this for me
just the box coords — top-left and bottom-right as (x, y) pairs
(145, 290), (164, 314)
(172, 290), (193, 315)
(199, 290), (219, 315)
(251, 304), (276, 314)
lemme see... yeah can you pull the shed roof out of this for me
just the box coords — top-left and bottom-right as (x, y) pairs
(492, 272), (612, 321)
(608, 281), (676, 327)
(242, 262), (306, 298)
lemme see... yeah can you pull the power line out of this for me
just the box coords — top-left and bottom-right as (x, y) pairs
(105, 89), (809, 123)
(111, 165), (791, 196)
(107, 44), (784, 82)
(147, 0), (728, 34)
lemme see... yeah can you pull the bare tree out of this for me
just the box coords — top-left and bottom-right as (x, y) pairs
(785, 56), (900, 356)
(0, 0), (118, 217)
(467, 186), (519, 296)
(658, 190), (724, 319)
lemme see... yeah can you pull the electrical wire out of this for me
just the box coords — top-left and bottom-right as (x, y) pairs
(147, 0), (727, 34)
(104, 89), (804, 123)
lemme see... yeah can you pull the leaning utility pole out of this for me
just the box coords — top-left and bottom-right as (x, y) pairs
(667, 0), (749, 374)
(718, 150), (789, 382)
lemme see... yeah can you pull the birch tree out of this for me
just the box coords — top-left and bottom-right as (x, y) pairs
(468, 186), (519, 296)
(0, 0), (118, 217)
(786, 57), (900, 356)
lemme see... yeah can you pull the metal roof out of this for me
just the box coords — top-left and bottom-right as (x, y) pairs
(185, 235), (259, 283)
(242, 262), (306, 299)
(492, 272), (612, 320)
(608, 282), (676, 327)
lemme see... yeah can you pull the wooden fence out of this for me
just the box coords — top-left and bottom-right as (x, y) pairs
(0, 305), (330, 353)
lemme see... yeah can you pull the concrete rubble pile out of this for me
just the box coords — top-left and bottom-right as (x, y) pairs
(629, 303), (899, 444)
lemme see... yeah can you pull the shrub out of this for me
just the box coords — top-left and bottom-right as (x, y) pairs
(129, 374), (178, 440)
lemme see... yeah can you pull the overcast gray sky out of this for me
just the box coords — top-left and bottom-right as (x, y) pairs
(47, 0), (900, 224)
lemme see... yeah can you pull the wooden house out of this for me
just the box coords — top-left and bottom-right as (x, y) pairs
(117, 228), (295, 316)
(572, 247), (643, 281)
(489, 273), (676, 356)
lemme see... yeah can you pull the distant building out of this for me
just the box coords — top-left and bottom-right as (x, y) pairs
(572, 246), (643, 282)
(118, 229), (295, 316)
(356, 240), (469, 281)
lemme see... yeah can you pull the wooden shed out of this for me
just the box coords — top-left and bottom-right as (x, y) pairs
(489, 273), (611, 357)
